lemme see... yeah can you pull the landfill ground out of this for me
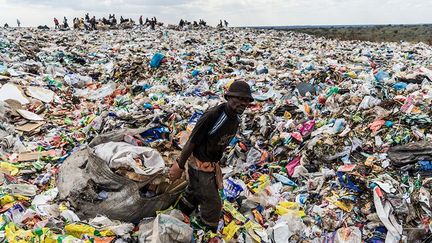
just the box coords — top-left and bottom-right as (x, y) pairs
(253, 24), (432, 45)
(0, 26), (432, 242)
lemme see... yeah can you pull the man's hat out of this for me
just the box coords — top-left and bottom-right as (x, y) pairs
(225, 81), (254, 102)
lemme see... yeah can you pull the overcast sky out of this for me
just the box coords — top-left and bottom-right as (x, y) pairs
(1, 0), (431, 27)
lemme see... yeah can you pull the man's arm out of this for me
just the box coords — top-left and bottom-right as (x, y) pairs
(177, 140), (196, 169)
(169, 140), (195, 180)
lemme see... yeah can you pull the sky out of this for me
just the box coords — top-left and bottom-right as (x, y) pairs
(0, 0), (431, 27)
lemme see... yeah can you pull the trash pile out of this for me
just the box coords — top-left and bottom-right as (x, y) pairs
(0, 25), (432, 242)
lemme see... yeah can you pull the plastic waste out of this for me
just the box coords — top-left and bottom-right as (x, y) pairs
(150, 53), (165, 68)
(0, 23), (431, 243)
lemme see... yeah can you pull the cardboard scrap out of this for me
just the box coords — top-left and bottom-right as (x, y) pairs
(4, 99), (22, 116)
(27, 86), (55, 103)
(15, 121), (45, 132)
(17, 109), (44, 121)
(0, 83), (29, 105)
(17, 150), (56, 162)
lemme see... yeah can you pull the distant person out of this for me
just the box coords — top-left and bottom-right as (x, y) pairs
(73, 18), (79, 29)
(120, 16), (124, 23)
(111, 15), (117, 26)
(145, 18), (150, 26)
(91, 16), (97, 30)
(150, 19), (155, 30)
(63, 17), (69, 29)
(224, 20), (228, 28)
(79, 18), (85, 29)
(85, 13), (90, 23)
(16, 19), (21, 27)
(54, 17), (59, 29)
(218, 19), (223, 28)
(179, 19), (184, 27)
(139, 16), (143, 25)
(199, 19), (206, 26)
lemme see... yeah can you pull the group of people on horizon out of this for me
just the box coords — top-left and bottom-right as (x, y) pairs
(218, 19), (229, 28)
(179, 19), (207, 28)
(139, 16), (158, 30)
(51, 14), (127, 30)
(3, 15), (230, 30)
(3, 19), (21, 28)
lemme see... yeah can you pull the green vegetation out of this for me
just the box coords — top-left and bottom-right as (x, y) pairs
(288, 24), (432, 45)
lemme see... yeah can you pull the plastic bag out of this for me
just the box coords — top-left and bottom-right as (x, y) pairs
(334, 227), (361, 243)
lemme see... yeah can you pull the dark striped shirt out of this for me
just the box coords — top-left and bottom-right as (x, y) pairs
(189, 103), (239, 162)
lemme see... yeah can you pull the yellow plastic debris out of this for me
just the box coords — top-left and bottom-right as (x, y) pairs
(65, 223), (114, 238)
(223, 200), (247, 223)
(275, 201), (306, 217)
(0, 162), (19, 176)
(222, 221), (241, 241)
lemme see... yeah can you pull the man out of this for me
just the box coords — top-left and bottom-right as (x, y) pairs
(111, 15), (117, 26)
(54, 18), (59, 29)
(224, 20), (229, 28)
(63, 17), (69, 29)
(91, 16), (97, 30)
(169, 81), (253, 232)
(150, 18), (155, 30)
(16, 19), (21, 27)
(139, 16), (143, 25)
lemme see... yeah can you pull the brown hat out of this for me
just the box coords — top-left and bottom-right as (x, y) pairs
(225, 81), (253, 102)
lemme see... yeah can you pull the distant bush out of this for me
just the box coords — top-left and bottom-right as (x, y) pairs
(289, 24), (432, 45)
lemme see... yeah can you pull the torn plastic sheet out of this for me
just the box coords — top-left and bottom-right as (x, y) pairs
(372, 186), (402, 243)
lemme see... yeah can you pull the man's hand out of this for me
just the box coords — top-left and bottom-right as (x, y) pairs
(169, 161), (184, 181)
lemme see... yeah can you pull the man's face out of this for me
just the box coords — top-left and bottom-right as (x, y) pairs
(227, 96), (251, 114)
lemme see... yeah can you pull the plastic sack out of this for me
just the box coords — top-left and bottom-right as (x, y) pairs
(271, 213), (305, 243)
(57, 127), (186, 222)
(74, 82), (116, 100)
(93, 141), (165, 176)
(138, 213), (192, 243)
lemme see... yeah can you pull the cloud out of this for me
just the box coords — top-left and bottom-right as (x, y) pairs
(1, 0), (431, 27)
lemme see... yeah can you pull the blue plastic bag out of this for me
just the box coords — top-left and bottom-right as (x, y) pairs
(272, 173), (297, 187)
(191, 70), (200, 77)
(374, 70), (390, 82)
(337, 171), (362, 192)
(393, 82), (407, 90)
(139, 126), (170, 142)
(224, 179), (243, 202)
(150, 53), (165, 68)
